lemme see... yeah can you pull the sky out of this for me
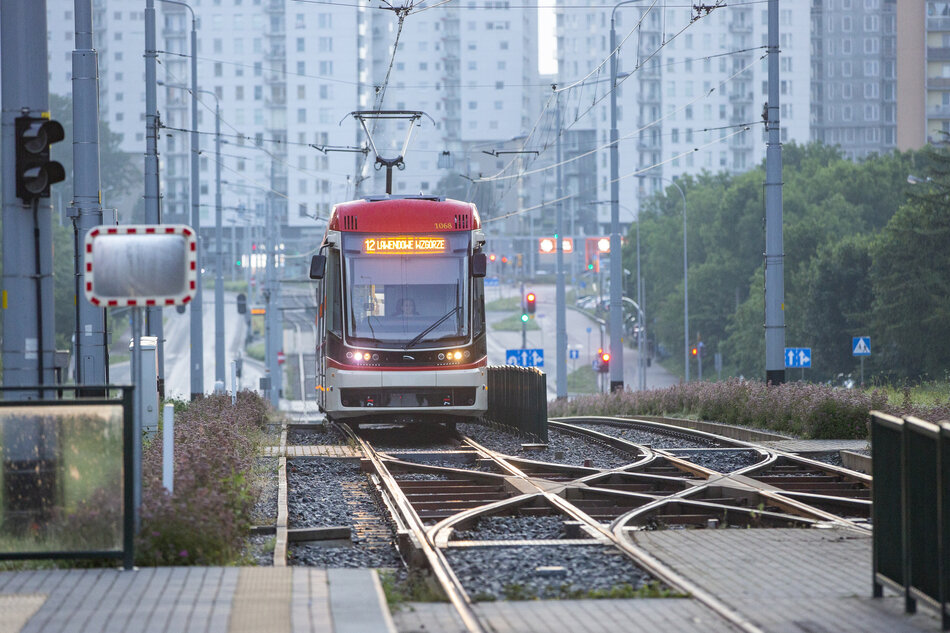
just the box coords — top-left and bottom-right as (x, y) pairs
(538, 6), (557, 75)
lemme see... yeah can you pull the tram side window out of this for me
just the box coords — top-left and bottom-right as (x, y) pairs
(326, 249), (343, 336)
(472, 277), (485, 338)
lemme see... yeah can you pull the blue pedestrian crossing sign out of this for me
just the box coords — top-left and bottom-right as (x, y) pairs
(785, 347), (812, 368)
(506, 348), (544, 368)
(569, 349), (580, 360)
(484, 276), (500, 287)
(852, 336), (871, 356)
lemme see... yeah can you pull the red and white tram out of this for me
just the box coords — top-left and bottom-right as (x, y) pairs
(309, 195), (488, 424)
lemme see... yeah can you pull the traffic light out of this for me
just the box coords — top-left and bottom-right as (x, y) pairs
(15, 116), (65, 201)
(236, 293), (247, 315)
(691, 345), (699, 358)
(489, 253), (497, 263)
(596, 349), (610, 373)
(526, 292), (536, 314)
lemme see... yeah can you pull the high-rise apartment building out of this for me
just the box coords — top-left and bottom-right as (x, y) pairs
(556, 3), (811, 226)
(896, 0), (950, 149)
(811, 0), (898, 160)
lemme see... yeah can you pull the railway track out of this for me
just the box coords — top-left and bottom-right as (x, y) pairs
(285, 415), (871, 633)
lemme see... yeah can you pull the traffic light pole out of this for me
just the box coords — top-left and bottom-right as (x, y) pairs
(1, 0), (57, 394)
(71, 0), (108, 391)
(520, 282), (526, 350)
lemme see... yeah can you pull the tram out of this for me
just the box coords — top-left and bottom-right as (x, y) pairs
(309, 195), (488, 424)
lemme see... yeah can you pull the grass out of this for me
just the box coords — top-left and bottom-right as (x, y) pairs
(491, 314), (540, 331)
(494, 581), (683, 601)
(109, 354), (130, 365)
(246, 342), (265, 361)
(485, 296), (523, 311)
(567, 365), (599, 394)
(378, 570), (448, 609)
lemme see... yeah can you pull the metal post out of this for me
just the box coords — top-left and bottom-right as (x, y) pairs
(212, 98), (225, 385)
(1, 0), (56, 395)
(520, 281), (526, 349)
(188, 11), (204, 399)
(555, 95), (567, 399)
(636, 218), (646, 391)
(162, 403), (174, 493)
(144, 0), (165, 396)
(72, 0), (108, 391)
(265, 163), (280, 408)
(608, 6), (624, 393)
(764, 0), (786, 385)
(131, 308), (143, 529)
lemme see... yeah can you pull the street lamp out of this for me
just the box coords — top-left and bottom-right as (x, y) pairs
(158, 0), (203, 399)
(655, 177), (689, 382)
(163, 82), (225, 387)
(609, 0), (648, 392)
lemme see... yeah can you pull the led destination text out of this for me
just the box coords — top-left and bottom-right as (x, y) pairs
(363, 236), (447, 254)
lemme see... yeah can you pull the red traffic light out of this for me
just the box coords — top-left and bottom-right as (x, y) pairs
(526, 292), (537, 314)
(489, 253), (497, 262)
(501, 256), (508, 264)
(691, 346), (699, 357)
(601, 352), (610, 362)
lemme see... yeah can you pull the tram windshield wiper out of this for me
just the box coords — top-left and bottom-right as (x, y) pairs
(404, 305), (461, 350)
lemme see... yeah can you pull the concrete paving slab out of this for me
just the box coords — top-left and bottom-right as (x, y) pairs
(327, 568), (396, 633)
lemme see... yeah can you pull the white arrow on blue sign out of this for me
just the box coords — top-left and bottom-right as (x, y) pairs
(569, 349), (580, 360)
(785, 347), (811, 368)
(506, 348), (544, 368)
(852, 336), (871, 356)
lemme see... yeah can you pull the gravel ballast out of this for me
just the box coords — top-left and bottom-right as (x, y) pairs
(459, 422), (638, 470)
(450, 514), (581, 541)
(667, 449), (764, 473)
(286, 458), (402, 569)
(446, 544), (654, 600)
(573, 422), (722, 449)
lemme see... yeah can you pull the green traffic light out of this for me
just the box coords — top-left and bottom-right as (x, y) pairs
(521, 313), (528, 322)
(587, 263), (593, 270)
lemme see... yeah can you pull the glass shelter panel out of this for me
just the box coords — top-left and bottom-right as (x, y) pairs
(1, 404), (125, 553)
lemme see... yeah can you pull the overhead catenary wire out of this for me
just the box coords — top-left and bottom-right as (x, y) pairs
(474, 50), (766, 185)
(484, 123), (756, 224)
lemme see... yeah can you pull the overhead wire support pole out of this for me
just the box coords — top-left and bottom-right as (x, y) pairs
(555, 93), (568, 400)
(71, 0), (108, 393)
(764, 0), (785, 385)
(159, 0), (203, 399)
(144, 0), (165, 396)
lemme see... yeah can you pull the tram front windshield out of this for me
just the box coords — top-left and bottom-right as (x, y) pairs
(342, 233), (470, 348)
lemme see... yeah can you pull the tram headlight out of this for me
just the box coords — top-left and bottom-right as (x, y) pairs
(363, 352), (372, 361)
(452, 351), (463, 360)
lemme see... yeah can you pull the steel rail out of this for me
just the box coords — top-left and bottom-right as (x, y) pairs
(337, 423), (488, 633)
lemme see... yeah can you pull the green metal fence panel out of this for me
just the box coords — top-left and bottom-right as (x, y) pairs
(904, 417), (941, 612)
(940, 422), (950, 630)
(871, 411), (905, 596)
(486, 366), (548, 442)
(0, 386), (135, 569)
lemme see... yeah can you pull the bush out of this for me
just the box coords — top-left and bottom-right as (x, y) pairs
(548, 378), (931, 440)
(136, 391), (269, 565)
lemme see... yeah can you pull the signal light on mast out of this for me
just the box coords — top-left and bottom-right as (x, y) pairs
(15, 116), (65, 201)
(526, 292), (536, 314)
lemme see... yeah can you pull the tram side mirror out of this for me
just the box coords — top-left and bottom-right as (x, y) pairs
(309, 254), (326, 280)
(471, 252), (487, 278)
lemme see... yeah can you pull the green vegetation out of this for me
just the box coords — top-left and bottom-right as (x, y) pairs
(629, 142), (947, 384)
(495, 581), (682, 601)
(378, 570), (448, 609)
(491, 314), (540, 331)
(567, 365), (598, 394)
(485, 296), (523, 311)
(247, 341), (265, 361)
(550, 379), (950, 439)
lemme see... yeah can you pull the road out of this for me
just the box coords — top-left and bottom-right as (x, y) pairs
(485, 281), (679, 398)
(110, 291), (264, 399)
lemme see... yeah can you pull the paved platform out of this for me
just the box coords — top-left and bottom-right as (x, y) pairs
(633, 528), (943, 633)
(0, 567), (395, 633)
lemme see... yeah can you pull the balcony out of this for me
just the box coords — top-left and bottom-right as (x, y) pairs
(927, 104), (950, 118)
(927, 46), (950, 61)
(729, 22), (753, 34)
(927, 16), (950, 32)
